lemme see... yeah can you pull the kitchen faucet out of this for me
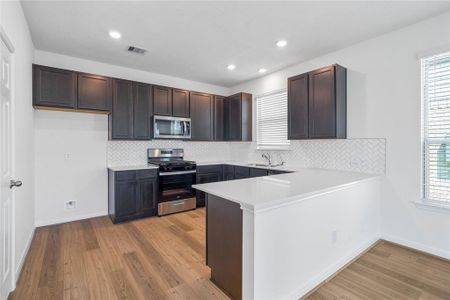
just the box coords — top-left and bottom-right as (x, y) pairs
(262, 153), (272, 165)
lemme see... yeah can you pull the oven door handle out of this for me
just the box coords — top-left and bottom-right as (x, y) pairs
(159, 170), (197, 176)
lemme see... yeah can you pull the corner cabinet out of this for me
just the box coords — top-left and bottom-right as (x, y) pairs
(190, 92), (214, 140)
(33, 64), (111, 112)
(109, 79), (153, 140)
(288, 64), (346, 139)
(108, 169), (158, 223)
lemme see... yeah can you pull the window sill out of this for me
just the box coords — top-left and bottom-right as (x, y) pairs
(414, 199), (450, 214)
(256, 145), (291, 151)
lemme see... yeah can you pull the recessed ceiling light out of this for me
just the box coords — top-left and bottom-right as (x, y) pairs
(109, 31), (121, 39)
(258, 68), (267, 74)
(227, 64), (236, 70)
(276, 40), (287, 48)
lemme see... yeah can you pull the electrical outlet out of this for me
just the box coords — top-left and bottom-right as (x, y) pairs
(331, 230), (338, 244)
(65, 200), (76, 210)
(64, 153), (71, 160)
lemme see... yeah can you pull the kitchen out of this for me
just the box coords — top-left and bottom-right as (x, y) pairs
(2, 1), (450, 300)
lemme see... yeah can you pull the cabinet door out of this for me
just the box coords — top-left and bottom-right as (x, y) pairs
(226, 94), (242, 141)
(214, 96), (225, 141)
(138, 179), (158, 217)
(153, 86), (172, 116)
(77, 73), (112, 111)
(172, 89), (190, 117)
(223, 165), (235, 180)
(196, 172), (222, 207)
(234, 166), (250, 179)
(115, 180), (138, 218)
(190, 92), (213, 140)
(111, 79), (133, 139)
(288, 73), (309, 139)
(249, 168), (268, 177)
(133, 82), (152, 140)
(33, 65), (76, 108)
(308, 66), (336, 138)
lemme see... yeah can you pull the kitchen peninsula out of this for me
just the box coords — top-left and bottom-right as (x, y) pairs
(193, 168), (381, 299)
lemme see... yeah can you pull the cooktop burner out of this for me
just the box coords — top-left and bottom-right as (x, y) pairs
(147, 148), (196, 172)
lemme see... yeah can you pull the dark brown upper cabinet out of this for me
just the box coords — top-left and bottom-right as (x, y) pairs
(224, 93), (252, 141)
(133, 82), (153, 140)
(214, 95), (225, 141)
(190, 92), (213, 141)
(33, 64), (112, 113)
(172, 88), (190, 117)
(288, 73), (309, 139)
(288, 64), (346, 140)
(33, 64), (77, 108)
(109, 79), (153, 140)
(77, 73), (112, 111)
(110, 79), (134, 139)
(153, 86), (173, 116)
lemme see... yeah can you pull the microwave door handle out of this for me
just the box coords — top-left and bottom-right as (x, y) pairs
(183, 121), (187, 135)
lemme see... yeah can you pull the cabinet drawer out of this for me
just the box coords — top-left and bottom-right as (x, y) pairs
(234, 166), (250, 179)
(115, 171), (136, 181)
(249, 168), (268, 177)
(136, 169), (158, 180)
(198, 165), (223, 174)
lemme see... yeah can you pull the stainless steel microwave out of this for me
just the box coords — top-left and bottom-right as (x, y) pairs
(153, 115), (191, 139)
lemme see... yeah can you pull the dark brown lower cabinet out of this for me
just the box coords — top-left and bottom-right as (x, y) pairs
(196, 165), (223, 207)
(108, 169), (158, 223)
(234, 166), (250, 179)
(206, 194), (242, 300)
(223, 165), (235, 180)
(249, 168), (268, 177)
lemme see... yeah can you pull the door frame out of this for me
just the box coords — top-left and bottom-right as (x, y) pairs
(0, 24), (17, 295)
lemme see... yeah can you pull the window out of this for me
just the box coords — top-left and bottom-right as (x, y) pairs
(256, 89), (290, 149)
(422, 51), (450, 204)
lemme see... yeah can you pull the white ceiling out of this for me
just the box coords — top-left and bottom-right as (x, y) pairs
(21, 1), (450, 87)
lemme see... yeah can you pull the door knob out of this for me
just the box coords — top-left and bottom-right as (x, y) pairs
(10, 180), (22, 189)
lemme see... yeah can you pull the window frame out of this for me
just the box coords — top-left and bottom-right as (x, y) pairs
(255, 88), (291, 151)
(418, 51), (450, 212)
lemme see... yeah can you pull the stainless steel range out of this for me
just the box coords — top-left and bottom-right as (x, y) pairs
(148, 148), (197, 216)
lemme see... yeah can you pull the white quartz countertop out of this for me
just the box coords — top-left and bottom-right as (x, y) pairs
(108, 164), (159, 171)
(196, 161), (296, 172)
(193, 168), (380, 212)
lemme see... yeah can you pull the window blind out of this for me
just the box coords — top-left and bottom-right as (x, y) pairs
(423, 51), (450, 203)
(256, 89), (290, 149)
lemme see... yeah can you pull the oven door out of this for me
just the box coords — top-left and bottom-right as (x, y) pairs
(154, 116), (191, 139)
(158, 171), (196, 202)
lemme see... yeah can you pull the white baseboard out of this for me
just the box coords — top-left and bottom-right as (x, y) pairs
(15, 226), (35, 282)
(288, 236), (380, 300)
(381, 234), (450, 261)
(35, 211), (108, 227)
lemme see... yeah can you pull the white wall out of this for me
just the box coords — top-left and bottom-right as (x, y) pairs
(33, 51), (230, 226)
(244, 178), (381, 299)
(231, 11), (450, 259)
(0, 1), (35, 281)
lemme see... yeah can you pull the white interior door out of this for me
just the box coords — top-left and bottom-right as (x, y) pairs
(0, 36), (14, 300)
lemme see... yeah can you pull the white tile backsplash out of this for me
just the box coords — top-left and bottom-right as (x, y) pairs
(107, 138), (386, 174)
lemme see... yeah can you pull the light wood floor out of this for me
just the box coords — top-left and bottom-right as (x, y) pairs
(10, 209), (450, 300)
(306, 240), (450, 300)
(10, 208), (228, 300)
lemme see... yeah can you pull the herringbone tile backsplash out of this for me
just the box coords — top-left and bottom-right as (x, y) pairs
(108, 138), (386, 174)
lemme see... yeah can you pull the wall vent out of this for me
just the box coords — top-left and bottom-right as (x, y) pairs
(127, 46), (147, 54)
